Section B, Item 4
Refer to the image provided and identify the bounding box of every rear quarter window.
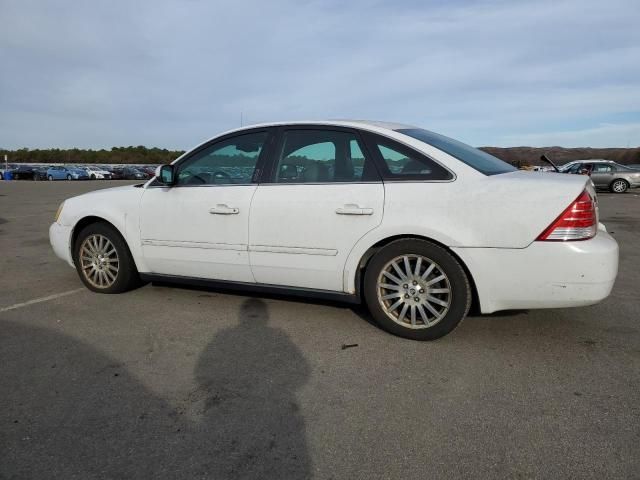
[363,133,453,181]
[396,128,516,176]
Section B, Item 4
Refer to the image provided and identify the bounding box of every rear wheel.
[73,222,141,293]
[48,175,53,181]
[610,179,628,193]
[364,239,471,340]
[91,174,96,180]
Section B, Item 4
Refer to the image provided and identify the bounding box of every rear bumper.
[49,222,75,268]
[452,229,619,313]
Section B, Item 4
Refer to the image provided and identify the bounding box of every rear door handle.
[335,204,374,215]
[209,204,239,215]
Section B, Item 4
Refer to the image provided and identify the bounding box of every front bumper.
[49,222,75,268]
[452,228,619,313]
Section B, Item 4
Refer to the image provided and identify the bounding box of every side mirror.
[156,165,175,185]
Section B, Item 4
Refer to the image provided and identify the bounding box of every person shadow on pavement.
[189,298,312,478]
[0,298,312,479]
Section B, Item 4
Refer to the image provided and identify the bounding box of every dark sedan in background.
[110,166,151,180]
[7,165,48,181]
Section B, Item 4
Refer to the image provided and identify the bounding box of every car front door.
[139,129,274,282]
[53,167,66,180]
[248,127,384,292]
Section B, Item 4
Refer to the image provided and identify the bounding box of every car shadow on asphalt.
[0,298,312,479]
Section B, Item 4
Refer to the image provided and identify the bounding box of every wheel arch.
[352,234,481,315]
[70,216,141,272]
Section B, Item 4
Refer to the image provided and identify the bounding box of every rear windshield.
[396,128,516,176]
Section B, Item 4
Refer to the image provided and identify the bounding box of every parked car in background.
[81,166,112,180]
[139,165,158,177]
[47,166,90,181]
[559,159,640,193]
[8,164,40,180]
[102,166,123,180]
[32,166,49,181]
[49,120,619,341]
[111,167,149,180]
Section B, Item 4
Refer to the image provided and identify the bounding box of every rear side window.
[274,129,379,183]
[396,128,516,176]
[592,164,613,173]
[367,135,452,181]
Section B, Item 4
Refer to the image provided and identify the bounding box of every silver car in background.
[559,160,640,193]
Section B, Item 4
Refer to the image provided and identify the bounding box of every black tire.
[91,174,96,180]
[66,174,72,180]
[48,175,53,181]
[610,179,628,193]
[363,239,471,341]
[73,222,142,294]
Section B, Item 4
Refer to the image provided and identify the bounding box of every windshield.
[396,128,516,176]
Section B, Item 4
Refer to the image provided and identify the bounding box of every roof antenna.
[240,111,243,127]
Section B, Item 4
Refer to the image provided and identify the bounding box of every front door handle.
[209,204,239,215]
[336,204,374,215]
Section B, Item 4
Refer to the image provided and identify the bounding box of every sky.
[1,0,639,150]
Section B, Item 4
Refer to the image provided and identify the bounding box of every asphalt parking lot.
[1,181,638,479]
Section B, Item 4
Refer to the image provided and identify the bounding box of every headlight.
[54,202,65,222]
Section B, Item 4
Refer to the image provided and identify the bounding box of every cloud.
[0,0,639,149]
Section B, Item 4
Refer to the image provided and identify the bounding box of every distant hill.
[480,146,640,168]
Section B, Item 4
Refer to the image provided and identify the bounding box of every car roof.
[211,119,419,138]
[570,159,614,163]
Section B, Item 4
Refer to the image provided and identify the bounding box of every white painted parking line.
[0,288,85,313]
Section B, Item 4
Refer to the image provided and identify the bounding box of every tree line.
[2,145,639,167]
[0,146,185,165]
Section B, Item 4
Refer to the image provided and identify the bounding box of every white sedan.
[82,166,112,180]
[50,121,619,340]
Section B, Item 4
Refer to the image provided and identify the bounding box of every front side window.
[567,163,583,174]
[373,139,452,181]
[396,128,516,176]
[177,131,268,185]
[274,130,378,183]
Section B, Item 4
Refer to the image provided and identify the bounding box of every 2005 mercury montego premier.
[50,121,619,340]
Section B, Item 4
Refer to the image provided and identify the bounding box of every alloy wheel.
[612,180,627,193]
[79,234,119,289]
[376,254,452,329]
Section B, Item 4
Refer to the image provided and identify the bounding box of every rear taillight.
[537,190,597,241]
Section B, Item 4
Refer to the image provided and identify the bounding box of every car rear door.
[248,126,384,292]
[590,164,614,188]
[139,128,275,282]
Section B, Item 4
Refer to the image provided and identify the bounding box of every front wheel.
[73,222,142,293]
[48,175,53,181]
[66,174,72,181]
[610,179,628,193]
[363,239,471,341]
